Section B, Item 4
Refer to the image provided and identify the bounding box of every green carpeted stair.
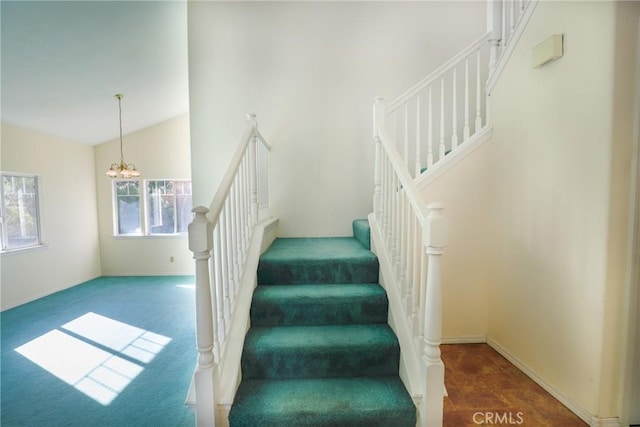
[229,220,416,426]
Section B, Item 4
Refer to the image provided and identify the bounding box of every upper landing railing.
[385,33,491,179]
[386,0,537,179]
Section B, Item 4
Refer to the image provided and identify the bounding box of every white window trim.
[112,179,143,237]
[112,178,192,238]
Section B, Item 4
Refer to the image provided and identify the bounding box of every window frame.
[112,179,143,237]
[0,172,44,253]
[112,178,192,238]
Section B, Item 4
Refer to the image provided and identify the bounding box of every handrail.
[188,114,272,426]
[387,32,491,112]
[376,126,428,223]
[207,115,271,224]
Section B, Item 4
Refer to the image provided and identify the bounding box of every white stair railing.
[385,0,537,178]
[487,0,538,93]
[386,33,491,178]
[369,3,537,426]
[188,114,271,426]
[372,98,448,427]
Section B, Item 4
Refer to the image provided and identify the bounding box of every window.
[1,173,42,251]
[114,180,141,235]
[146,180,192,235]
[113,179,192,236]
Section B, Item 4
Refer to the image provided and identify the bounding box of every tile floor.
[441,343,587,426]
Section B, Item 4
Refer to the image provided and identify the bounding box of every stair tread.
[245,324,397,350]
[258,237,379,285]
[251,283,388,326]
[253,283,385,300]
[260,237,376,262]
[229,377,416,427]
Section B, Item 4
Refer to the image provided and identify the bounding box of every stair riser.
[257,260,379,285]
[250,298,388,326]
[241,344,400,380]
[230,410,414,427]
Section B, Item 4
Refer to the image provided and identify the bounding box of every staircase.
[187,2,537,425]
[228,220,416,426]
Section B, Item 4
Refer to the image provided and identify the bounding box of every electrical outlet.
[170,256,174,263]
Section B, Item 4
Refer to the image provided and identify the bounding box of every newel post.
[421,203,448,427]
[188,206,216,427]
[247,113,259,226]
[373,97,385,221]
[488,0,503,74]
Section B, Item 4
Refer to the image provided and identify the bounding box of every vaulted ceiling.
[1,1,189,145]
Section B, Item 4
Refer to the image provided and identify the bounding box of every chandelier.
[106,94,140,178]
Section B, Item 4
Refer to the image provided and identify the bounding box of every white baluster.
[393,174,401,280]
[488,0,503,75]
[439,77,446,160]
[246,113,258,225]
[403,103,409,166]
[510,0,516,36]
[412,214,421,338]
[373,98,385,221]
[451,67,458,150]
[463,58,470,141]
[244,156,251,240]
[475,49,483,132]
[384,156,392,250]
[415,95,421,177]
[427,85,434,169]
[421,203,448,427]
[188,206,216,427]
[418,234,427,340]
[225,196,236,302]
[213,224,226,351]
[501,0,508,47]
[220,207,231,322]
[406,207,415,321]
[399,190,408,305]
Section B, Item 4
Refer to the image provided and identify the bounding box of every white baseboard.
[486,337,620,427]
[442,335,487,344]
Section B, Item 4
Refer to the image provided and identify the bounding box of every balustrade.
[188,114,271,426]
[373,97,448,426]
[386,34,491,179]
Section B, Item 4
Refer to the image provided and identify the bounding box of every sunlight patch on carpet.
[15,312,171,405]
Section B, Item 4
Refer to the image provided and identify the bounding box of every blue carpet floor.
[1,276,196,427]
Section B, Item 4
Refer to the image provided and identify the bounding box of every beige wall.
[419,141,492,340]
[94,115,194,276]
[187,1,487,237]
[1,124,101,310]
[487,0,638,418]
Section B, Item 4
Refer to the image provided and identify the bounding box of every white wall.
[419,141,492,340]
[95,115,194,276]
[488,1,638,419]
[1,124,101,310]
[188,1,486,237]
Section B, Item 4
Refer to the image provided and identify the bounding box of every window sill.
[112,234,187,239]
[0,244,48,256]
